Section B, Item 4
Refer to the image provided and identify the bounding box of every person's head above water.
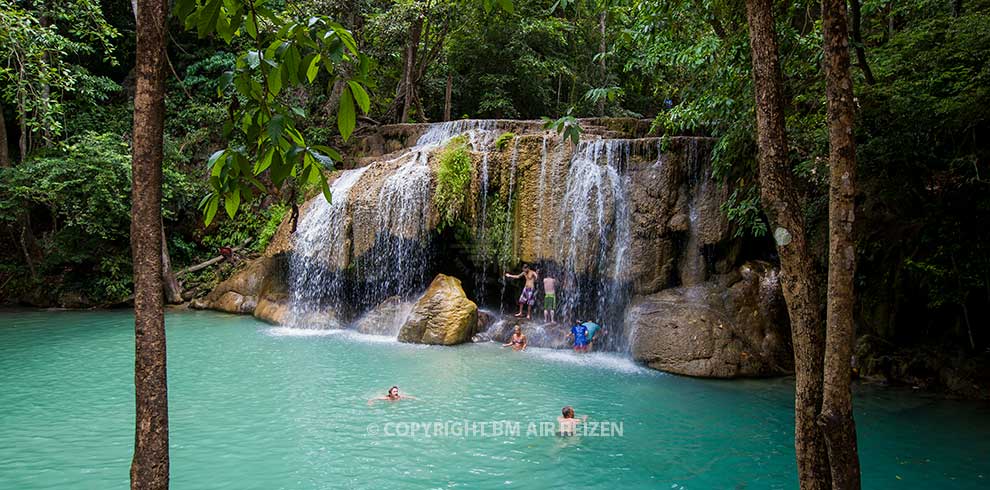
[561,406,575,418]
[387,386,400,399]
[514,324,522,334]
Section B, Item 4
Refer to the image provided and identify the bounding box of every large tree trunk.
[744,1,830,488]
[160,220,183,305]
[820,0,862,487]
[0,101,9,167]
[400,17,423,123]
[130,0,170,488]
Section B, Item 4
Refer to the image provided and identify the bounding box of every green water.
[0,310,987,489]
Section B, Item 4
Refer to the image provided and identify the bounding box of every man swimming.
[542,275,557,323]
[557,406,587,436]
[367,386,417,405]
[567,321,589,352]
[505,264,539,319]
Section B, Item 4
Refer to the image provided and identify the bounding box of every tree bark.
[0,101,9,167]
[744,1,830,488]
[597,10,607,116]
[443,72,452,121]
[849,0,875,85]
[400,17,423,123]
[160,220,182,305]
[18,87,28,162]
[820,0,862,487]
[130,0,170,487]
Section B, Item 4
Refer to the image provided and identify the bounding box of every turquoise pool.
[0,310,986,489]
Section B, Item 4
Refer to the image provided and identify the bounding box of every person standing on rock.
[542,274,557,324]
[505,264,539,319]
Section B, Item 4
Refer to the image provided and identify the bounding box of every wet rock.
[627,261,792,378]
[353,296,415,337]
[254,296,290,325]
[482,318,573,349]
[399,274,478,345]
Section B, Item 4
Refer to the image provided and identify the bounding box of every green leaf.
[268,65,282,96]
[306,54,321,83]
[496,0,515,13]
[246,50,261,69]
[204,194,220,226]
[217,71,234,96]
[337,86,356,141]
[224,189,241,219]
[347,80,370,113]
[198,0,221,38]
[269,152,291,186]
[330,24,358,55]
[246,11,259,39]
[254,146,275,174]
[319,172,333,203]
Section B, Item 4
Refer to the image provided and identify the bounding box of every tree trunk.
[744,1,830,488]
[849,0,875,85]
[952,0,964,17]
[160,220,182,305]
[130,0,170,487]
[597,10,607,116]
[0,100,9,167]
[18,89,28,162]
[400,17,423,123]
[820,0,862,487]
[443,72,452,122]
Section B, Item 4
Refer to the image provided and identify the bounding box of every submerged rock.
[353,295,415,336]
[398,274,478,345]
[627,261,792,378]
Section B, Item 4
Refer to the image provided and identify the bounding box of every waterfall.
[284,120,501,328]
[552,138,632,350]
[498,138,521,314]
[679,138,712,286]
[285,166,371,327]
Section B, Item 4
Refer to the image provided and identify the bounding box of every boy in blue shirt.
[567,322,589,352]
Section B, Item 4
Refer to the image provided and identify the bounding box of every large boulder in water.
[193,257,276,314]
[627,261,792,378]
[398,274,478,345]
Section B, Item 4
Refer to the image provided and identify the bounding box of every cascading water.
[285,166,371,327]
[552,138,633,350]
[285,119,502,328]
[498,138,521,314]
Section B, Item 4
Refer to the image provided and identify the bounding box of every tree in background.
[130,0,170,487]
[0,0,118,162]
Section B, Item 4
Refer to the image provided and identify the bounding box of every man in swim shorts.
[568,321,589,352]
[505,264,539,319]
[542,274,557,323]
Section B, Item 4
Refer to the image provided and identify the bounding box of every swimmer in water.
[557,406,587,436]
[502,324,527,351]
[367,386,417,405]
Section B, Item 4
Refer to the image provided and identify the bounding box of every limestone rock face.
[628,261,792,378]
[192,255,291,324]
[353,296,415,336]
[398,274,478,345]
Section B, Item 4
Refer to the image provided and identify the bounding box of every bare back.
[543,277,556,295]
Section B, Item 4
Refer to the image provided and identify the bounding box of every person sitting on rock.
[368,386,417,405]
[505,264,539,319]
[567,321,589,352]
[502,324,527,351]
[557,406,587,436]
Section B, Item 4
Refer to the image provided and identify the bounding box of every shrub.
[433,136,473,231]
